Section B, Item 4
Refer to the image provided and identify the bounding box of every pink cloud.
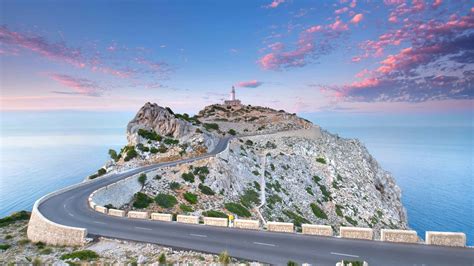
[306,25,323,33]
[432,0,442,8]
[328,18,349,31]
[236,80,264,88]
[265,0,285,9]
[349,0,357,8]
[268,42,284,51]
[49,73,103,96]
[351,13,364,24]
[335,7,349,15]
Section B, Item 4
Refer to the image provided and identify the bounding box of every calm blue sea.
[0,111,472,245]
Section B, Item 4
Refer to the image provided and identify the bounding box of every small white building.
[224,86,242,106]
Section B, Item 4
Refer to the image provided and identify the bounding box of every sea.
[0,111,472,245]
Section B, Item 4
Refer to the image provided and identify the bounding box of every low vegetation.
[155,194,177,208]
[240,189,260,208]
[60,250,99,260]
[181,172,195,183]
[133,192,153,209]
[163,138,179,145]
[203,123,219,131]
[198,183,215,195]
[227,129,236,135]
[108,149,120,162]
[183,192,198,204]
[138,128,162,141]
[218,250,231,265]
[0,211,30,227]
[225,202,251,217]
[89,167,106,179]
[138,173,147,186]
[345,216,358,226]
[0,244,11,250]
[122,145,138,161]
[316,157,327,164]
[202,210,227,218]
[179,204,193,213]
[335,204,344,217]
[310,203,328,219]
[283,210,309,227]
[170,182,181,190]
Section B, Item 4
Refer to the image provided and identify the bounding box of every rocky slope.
[100,102,409,237]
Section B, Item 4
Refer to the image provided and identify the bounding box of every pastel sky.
[1,0,473,114]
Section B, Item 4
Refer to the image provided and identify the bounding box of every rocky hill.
[98,102,408,237]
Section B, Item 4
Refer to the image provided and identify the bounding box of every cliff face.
[106,102,408,236]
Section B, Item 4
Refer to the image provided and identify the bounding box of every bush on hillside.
[183,192,198,204]
[224,203,251,217]
[138,129,162,141]
[181,172,195,183]
[0,211,31,227]
[133,192,153,209]
[60,250,99,260]
[202,210,228,218]
[155,194,177,208]
[310,203,328,219]
[198,183,215,195]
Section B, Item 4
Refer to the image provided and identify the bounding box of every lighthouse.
[224,86,242,106]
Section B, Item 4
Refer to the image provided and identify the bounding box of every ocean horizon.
[0,110,472,245]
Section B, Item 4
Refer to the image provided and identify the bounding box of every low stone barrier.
[381,229,418,243]
[88,200,96,210]
[151,213,173,222]
[127,211,149,219]
[302,224,333,236]
[267,221,294,233]
[27,202,87,246]
[425,231,466,247]
[95,205,108,214]
[108,209,126,217]
[234,219,260,230]
[177,215,199,224]
[203,217,228,227]
[340,227,373,240]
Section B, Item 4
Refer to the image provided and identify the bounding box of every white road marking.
[190,233,207,238]
[253,242,276,247]
[67,212,74,217]
[330,252,359,258]
[93,221,106,225]
[135,227,152,231]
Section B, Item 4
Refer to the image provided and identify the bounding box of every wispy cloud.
[264,0,285,9]
[49,73,104,97]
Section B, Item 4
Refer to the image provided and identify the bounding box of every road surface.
[38,137,474,265]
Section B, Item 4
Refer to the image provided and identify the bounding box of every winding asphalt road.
[39,137,473,265]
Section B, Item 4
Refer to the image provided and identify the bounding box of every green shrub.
[245,140,253,146]
[157,145,168,153]
[155,194,177,208]
[345,216,358,226]
[335,204,344,217]
[193,166,209,176]
[5,235,13,240]
[181,172,195,183]
[183,192,198,204]
[252,170,260,176]
[198,184,215,195]
[155,174,162,180]
[225,203,251,217]
[202,210,227,218]
[133,192,153,208]
[170,182,181,190]
[332,179,340,189]
[310,203,328,219]
[150,147,159,154]
[158,253,166,264]
[219,250,230,265]
[180,204,193,213]
[203,123,219,131]
[0,211,30,227]
[165,107,174,114]
[138,129,162,141]
[283,210,309,227]
[138,173,147,186]
[313,175,321,183]
[124,146,138,161]
[240,189,260,208]
[104,204,115,209]
[163,138,179,145]
[319,184,332,201]
[305,187,314,196]
[60,250,99,260]
[270,163,275,171]
[89,167,107,179]
[316,157,327,164]
[108,149,119,162]
[287,261,298,266]
[227,129,236,135]
[40,247,53,254]
[0,244,11,250]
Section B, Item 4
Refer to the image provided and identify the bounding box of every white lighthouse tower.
[224,86,241,106]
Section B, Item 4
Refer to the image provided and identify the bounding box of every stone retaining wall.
[425,231,466,247]
[234,219,260,230]
[203,217,228,227]
[267,221,294,233]
[128,211,149,219]
[177,215,199,224]
[151,213,173,222]
[108,209,126,217]
[91,173,142,208]
[381,229,418,243]
[302,224,333,236]
[340,227,373,240]
[27,203,87,246]
[95,205,108,214]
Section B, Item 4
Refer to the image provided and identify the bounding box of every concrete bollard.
[234,219,260,230]
[151,213,173,222]
[177,215,199,224]
[203,217,228,227]
[381,229,418,243]
[302,224,333,236]
[108,209,126,217]
[340,227,373,240]
[425,231,466,247]
[95,205,108,214]
[267,221,294,233]
[127,211,149,219]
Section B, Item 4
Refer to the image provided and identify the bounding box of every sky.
[0,0,473,115]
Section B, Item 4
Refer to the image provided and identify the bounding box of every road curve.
[38,137,473,265]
